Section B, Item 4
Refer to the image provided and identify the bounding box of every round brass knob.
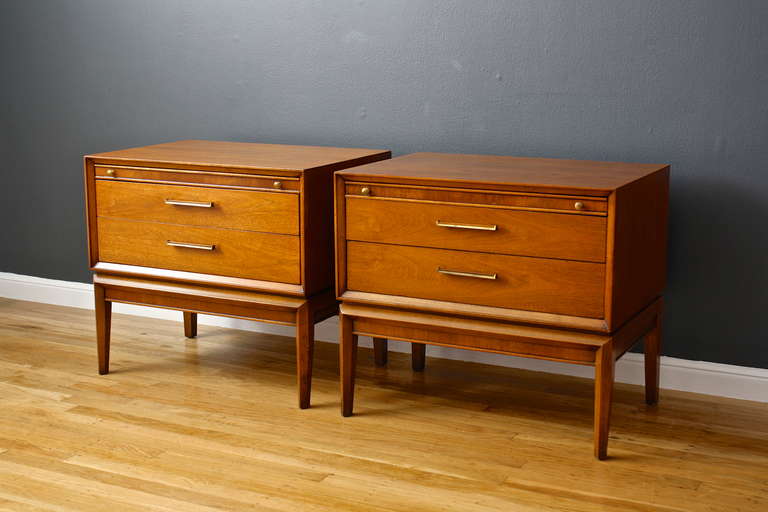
[272,181,282,189]
[574,201,585,210]
[106,169,115,176]
[360,187,371,196]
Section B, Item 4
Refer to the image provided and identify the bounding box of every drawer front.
[345,183,607,214]
[346,241,604,318]
[346,197,606,262]
[98,218,300,283]
[96,180,299,235]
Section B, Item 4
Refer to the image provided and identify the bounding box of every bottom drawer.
[346,241,604,318]
[98,218,300,283]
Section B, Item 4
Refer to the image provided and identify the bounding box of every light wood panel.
[346,241,605,318]
[97,218,301,284]
[344,183,608,214]
[92,262,306,297]
[337,152,669,196]
[345,196,607,262]
[1,298,767,511]
[95,165,301,190]
[87,139,390,175]
[96,180,299,234]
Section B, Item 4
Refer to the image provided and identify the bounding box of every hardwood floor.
[0,298,766,511]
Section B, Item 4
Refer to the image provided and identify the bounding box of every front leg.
[295,304,314,409]
[94,283,112,375]
[594,343,615,460]
[340,314,358,417]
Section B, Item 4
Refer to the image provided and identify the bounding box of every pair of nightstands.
[85,140,668,458]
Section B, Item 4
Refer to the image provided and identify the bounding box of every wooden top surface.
[337,152,669,195]
[86,140,390,173]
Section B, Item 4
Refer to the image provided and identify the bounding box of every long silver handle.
[164,199,214,208]
[437,267,497,280]
[436,220,497,231]
[166,241,215,251]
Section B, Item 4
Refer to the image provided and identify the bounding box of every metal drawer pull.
[437,267,497,280]
[164,199,214,208]
[166,241,215,251]
[436,220,497,231]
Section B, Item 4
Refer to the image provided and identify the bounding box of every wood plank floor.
[0,297,766,511]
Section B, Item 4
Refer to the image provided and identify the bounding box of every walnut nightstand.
[84,140,389,408]
[334,152,668,458]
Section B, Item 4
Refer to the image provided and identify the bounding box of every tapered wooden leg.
[94,283,112,375]
[340,314,358,417]
[645,310,662,405]
[183,312,198,338]
[373,338,388,366]
[594,343,615,460]
[411,342,426,371]
[296,304,314,409]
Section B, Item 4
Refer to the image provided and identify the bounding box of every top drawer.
[344,184,607,263]
[96,180,299,235]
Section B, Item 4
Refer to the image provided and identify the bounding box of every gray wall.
[1,1,767,368]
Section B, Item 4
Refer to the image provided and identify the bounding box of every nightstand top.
[337,152,669,196]
[86,140,390,173]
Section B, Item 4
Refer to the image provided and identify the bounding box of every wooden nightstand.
[334,152,669,459]
[84,140,389,408]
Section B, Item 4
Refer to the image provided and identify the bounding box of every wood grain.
[335,153,669,460]
[85,140,387,411]
[339,299,658,459]
[338,152,669,196]
[92,262,306,297]
[84,158,99,267]
[97,218,301,284]
[345,183,608,213]
[346,196,607,262]
[295,303,314,409]
[346,241,605,318]
[95,165,301,190]
[94,283,111,375]
[594,343,615,460]
[339,290,608,332]
[87,139,390,175]
[96,275,304,326]
[300,160,337,296]
[3,298,764,511]
[343,303,602,365]
[606,168,669,330]
[340,313,357,417]
[96,180,299,235]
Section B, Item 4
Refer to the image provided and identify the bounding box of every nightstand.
[334,152,668,458]
[84,140,389,408]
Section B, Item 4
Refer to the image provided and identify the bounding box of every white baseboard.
[1,271,766,403]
